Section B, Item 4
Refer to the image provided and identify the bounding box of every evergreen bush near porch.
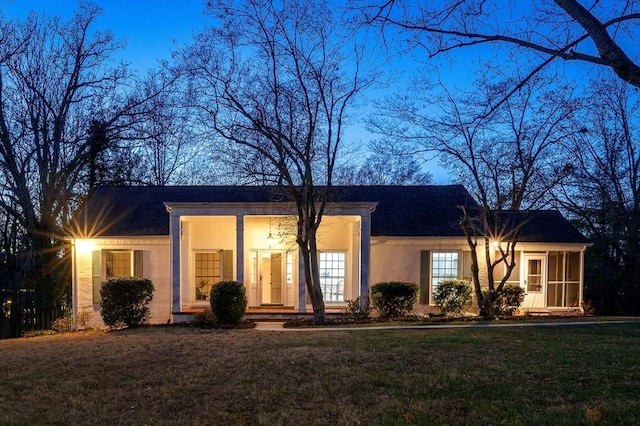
[433,279,473,316]
[210,281,247,324]
[370,281,418,318]
[100,277,154,328]
[492,285,526,316]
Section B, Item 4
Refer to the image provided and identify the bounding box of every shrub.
[581,300,596,316]
[210,280,247,324]
[76,309,94,329]
[370,281,419,318]
[192,309,217,326]
[433,279,473,316]
[100,277,154,328]
[51,316,73,333]
[342,296,371,319]
[493,285,525,316]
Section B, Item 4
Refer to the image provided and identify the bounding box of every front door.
[522,255,546,308]
[260,251,283,305]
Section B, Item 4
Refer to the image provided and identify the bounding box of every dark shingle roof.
[501,210,590,244]
[70,185,587,243]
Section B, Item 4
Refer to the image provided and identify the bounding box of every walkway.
[254,320,634,332]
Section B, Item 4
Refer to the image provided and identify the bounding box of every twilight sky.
[2,0,210,73]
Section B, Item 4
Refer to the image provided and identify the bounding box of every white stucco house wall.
[69,185,590,325]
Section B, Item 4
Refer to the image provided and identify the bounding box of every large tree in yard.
[0,4,166,306]
[369,76,578,317]
[555,78,640,315]
[358,0,640,104]
[184,0,372,323]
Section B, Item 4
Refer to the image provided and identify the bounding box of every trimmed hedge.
[100,277,154,328]
[370,281,418,318]
[494,285,526,316]
[433,279,472,316]
[210,280,247,324]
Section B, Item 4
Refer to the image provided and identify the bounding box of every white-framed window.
[194,251,222,301]
[105,251,133,279]
[92,249,143,303]
[431,251,459,297]
[286,251,294,285]
[319,251,346,302]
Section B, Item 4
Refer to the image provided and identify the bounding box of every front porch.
[165,200,376,321]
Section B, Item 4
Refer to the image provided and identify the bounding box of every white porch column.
[170,213,181,316]
[360,214,372,309]
[298,248,307,313]
[236,215,244,283]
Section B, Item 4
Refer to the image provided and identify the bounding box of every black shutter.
[419,250,430,305]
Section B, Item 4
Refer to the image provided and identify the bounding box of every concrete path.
[254,320,634,332]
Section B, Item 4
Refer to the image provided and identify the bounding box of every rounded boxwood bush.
[433,279,472,316]
[494,285,526,316]
[370,281,418,318]
[210,280,247,324]
[100,277,154,328]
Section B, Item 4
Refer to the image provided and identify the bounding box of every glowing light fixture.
[266,218,275,247]
[75,238,95,254]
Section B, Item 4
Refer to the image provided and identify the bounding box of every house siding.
[73,237,171,327]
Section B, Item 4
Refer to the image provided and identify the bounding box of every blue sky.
[0,0,454,182]
[2,0,209,73]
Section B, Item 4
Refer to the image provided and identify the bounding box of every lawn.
[1,322,639,425]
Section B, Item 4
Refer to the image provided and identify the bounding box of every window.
[319,252,345,302]
[547,251,581,307]
[286,251,294,285]
[432,252,459,295]
[194,251,221,301]
[526,258,543,292]
[92,250,143,303]
[105,251,132,278]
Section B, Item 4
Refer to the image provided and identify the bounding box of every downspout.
[71,238,78,330]
[580,245,587,313]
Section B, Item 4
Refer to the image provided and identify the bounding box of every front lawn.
[1,322,639,425]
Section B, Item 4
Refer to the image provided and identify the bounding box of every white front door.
[260,251,284,305]
[522,254,546,309]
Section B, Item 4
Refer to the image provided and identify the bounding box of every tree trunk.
[300,239,327,324]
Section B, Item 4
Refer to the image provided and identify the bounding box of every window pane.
[527,259,543,292]
[432,252,459,293]
[547,282,562,307]
[566,282,580,307]
[195,251,221,301]
[286,252,293,284]
[319,252,345,302]
[106,252,131,278]
[548,252,561,282]
[566,252,581,281]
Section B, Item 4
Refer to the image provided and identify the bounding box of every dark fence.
[1,288,68,339]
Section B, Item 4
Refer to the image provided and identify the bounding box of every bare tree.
[119,69,215,186]
[334,151,432,185]
[555,78,640,314]
[370,76,578,317]
[184,0,373,323]
[357,0,640,106]
[0,5,165,305]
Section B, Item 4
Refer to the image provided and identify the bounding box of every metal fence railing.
[1,288,69,339]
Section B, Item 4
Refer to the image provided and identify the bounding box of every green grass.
[1,322,639,425]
